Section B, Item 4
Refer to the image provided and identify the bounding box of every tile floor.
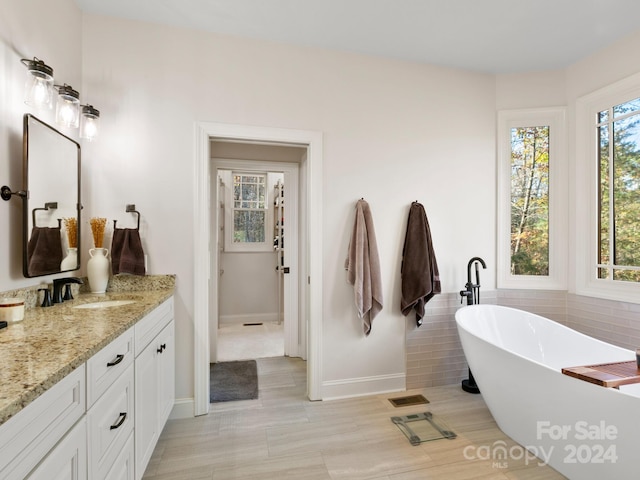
[216,321,284,361]
[143,357,566,479]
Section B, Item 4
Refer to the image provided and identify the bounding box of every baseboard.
[321,373,406,401]
[219,312,280,326]
[170,398,195,419]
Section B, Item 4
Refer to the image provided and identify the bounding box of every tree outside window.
[597,98,640,282]
[510,126,549,276]
[232,173,266,244]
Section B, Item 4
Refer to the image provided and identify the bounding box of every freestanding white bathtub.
[455,304,640,480]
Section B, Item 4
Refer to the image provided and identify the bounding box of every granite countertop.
[0,276,175,427]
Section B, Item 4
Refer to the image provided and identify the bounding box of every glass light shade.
[80,105,100,141]
[55,85,80,128]
[21,58,54,109]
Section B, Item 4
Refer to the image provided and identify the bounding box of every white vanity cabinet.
[0,295,174,480]
[134,297,175,480]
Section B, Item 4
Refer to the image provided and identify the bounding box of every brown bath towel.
[111,228,146,275]
[27,226,63,276]
[401,202,441,326]
[345,199,383,335]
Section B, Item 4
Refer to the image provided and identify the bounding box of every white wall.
[10,4,639,403]
[0,0,82,291]
[218,251,278,322]
[79,14,497,400]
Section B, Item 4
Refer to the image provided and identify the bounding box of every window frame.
[497,107,568,290]
[575,73,640,303]
[223,170,273,253]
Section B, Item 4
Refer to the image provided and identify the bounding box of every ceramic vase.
[60,247,78,271]
[88,248,109,293]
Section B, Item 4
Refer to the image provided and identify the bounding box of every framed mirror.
[23,114,81,277]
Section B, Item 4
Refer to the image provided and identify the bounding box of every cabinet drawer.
[134,298,173,356]
[0,365,85,480]
[88,364,134,480]
[87,327,134,407]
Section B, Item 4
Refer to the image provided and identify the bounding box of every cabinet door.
[104,433,134,480]
[0,366,85,480]
[157,320,175,429]
[27,417,87,480]
[134,338,159,480]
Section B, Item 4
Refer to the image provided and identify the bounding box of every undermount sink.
[74,300,137,309]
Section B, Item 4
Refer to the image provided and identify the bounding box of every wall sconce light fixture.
[20,58,54,109]
[21,57,101,139]
[80,105,100,141]
[55,84,80,128]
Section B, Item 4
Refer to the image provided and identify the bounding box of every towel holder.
[31,202,58,227]
[113,204,141,231]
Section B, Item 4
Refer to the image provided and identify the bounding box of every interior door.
[282,166,300,358]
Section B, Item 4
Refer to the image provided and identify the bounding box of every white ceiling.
[74,0,640,74]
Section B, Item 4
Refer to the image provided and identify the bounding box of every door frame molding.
[194,122,323,416]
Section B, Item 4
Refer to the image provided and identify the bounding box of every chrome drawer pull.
[106,354,124,367]
[110,412,127,430]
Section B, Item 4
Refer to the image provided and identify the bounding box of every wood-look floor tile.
[142,464,214,480]
[386,459,510,479]
[266,420,364,456]
[211,451,331,480]
[144,357,566,480]
[160,429,269,462]
[322,438,434,480]
[217,403,310,433]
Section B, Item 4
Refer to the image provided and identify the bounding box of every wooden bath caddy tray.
[562,360,640,388]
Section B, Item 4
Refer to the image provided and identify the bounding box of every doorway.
[193,122,324,416]
[212,143,304,363]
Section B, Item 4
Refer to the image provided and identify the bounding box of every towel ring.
[113,204,141,231]
[31,202,58,227]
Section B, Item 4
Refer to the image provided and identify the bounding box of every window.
[221,171,272,252]
[497,108,567,289]
[510,126,550,276]
[576,72,640,303]
[232,173,266,244]
[596,98,640,282]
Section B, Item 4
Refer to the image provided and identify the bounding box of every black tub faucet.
[52,277,83,304]
[460,256,487,394]
[460,257,486,305]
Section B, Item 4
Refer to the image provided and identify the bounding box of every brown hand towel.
[27,227,63,276]
[345,199,383,335]
[400,202,441,326]
[111,228,146,275]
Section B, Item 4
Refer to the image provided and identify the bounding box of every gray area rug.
[210,360,258,403]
